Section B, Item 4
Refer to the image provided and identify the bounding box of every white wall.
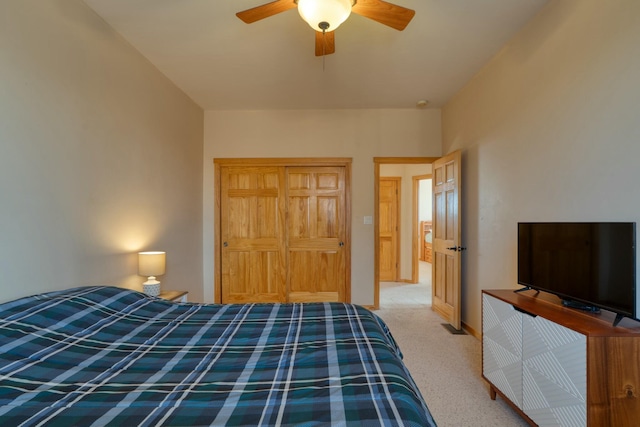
[419,180,432,222]
[380,164,432,280]
[204,109,442,305]
[442,0,640,332]
[0,0,204,302]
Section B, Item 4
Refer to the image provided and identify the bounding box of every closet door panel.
[287,167,346,302]
[221,166,286,303]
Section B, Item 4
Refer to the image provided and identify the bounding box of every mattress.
[0,286,436,426]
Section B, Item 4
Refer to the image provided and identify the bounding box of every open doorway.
[416,175,433,298]
[374,157,438,309]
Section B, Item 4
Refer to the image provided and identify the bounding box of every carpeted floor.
[376,262,528,427]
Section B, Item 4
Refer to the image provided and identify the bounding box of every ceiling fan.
[236,0,415,56]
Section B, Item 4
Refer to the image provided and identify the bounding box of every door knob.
[223,242,228,247]
[447,246,458,251]
[447,246,467,252]
[339,241,345,247]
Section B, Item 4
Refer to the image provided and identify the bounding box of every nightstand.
[158,290,188,303]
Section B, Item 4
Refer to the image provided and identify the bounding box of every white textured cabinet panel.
[482,294,523,408]
[522,314,586,427]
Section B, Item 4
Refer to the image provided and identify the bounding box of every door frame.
[214,157,352,304]
[373,157,440,309]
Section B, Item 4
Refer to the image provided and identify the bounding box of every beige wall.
[204,109,442,305]
[442,0,640,332]
[380,164,432,280]
[419,180,432,223]
[0,0,204,302]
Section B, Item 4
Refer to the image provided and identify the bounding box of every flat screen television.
[517,222,637,326]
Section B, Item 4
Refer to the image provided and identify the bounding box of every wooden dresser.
[420,221,432,263]
[482,289,640,427]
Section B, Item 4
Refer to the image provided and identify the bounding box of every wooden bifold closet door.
[217,160,350,304]
[287,167,346,303]
[220,166,287,303]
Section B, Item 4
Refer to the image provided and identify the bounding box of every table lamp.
[138,251,166,296]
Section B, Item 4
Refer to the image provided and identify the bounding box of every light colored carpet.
[377,262,528,427]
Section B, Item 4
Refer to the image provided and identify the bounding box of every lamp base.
[143,277,161,296]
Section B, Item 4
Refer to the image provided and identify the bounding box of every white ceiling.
[83,0,548,110]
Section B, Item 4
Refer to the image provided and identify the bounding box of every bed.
[0,286,436,426]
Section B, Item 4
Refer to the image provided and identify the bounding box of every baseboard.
[462,321,480,339]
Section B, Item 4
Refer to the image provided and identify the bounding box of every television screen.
[518,222,636,321]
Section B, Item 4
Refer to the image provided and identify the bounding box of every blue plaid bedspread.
[0,286,436,426]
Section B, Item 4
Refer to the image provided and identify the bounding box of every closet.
[215,158,351,304]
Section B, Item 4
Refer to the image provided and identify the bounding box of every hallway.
[380,261,431,307]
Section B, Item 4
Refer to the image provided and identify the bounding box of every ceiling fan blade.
[315,31,336,56]
[236,0,296,24]
[351,0,415,31]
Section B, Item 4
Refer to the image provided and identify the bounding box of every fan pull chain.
[322,30,326,71]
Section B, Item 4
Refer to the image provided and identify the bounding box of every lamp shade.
[298,0,352,31]
[138,251,166,277]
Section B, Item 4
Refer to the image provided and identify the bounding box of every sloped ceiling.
[83,0,548,110]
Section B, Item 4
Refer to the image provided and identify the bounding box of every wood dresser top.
[483,289,640,337]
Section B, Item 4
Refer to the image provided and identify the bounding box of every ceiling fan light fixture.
[297,0,353,32]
